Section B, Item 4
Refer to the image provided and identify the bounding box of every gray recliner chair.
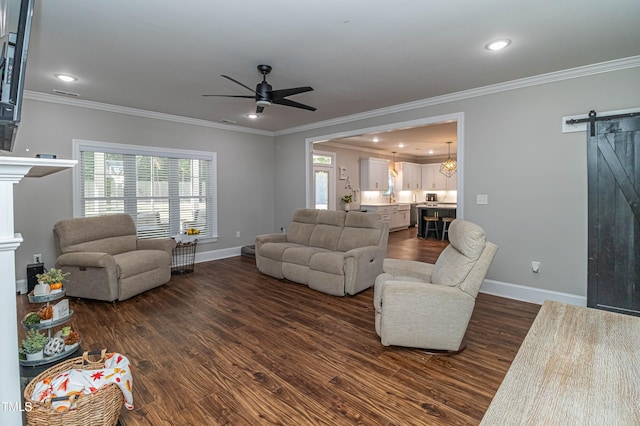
[374,219,498,352]
[53,214,176,301]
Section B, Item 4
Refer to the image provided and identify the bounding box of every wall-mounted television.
[0,0,34,152]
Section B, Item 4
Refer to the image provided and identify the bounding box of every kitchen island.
[416,204,457,238]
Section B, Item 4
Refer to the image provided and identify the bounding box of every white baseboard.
[480,279,587,307]
[16,279,27,294]
[194,246,243,264]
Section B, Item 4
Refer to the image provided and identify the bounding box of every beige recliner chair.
[53,214,176,301]
[374,219,498,352]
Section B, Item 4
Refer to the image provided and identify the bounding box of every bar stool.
[441,217,454,241]
[423,216,440,239]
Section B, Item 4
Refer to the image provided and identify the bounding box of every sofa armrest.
[255,233,287,255]
[382,258,435,282]
[55,252,117,269]
[255,233,287,245]
[343,245,386,295]
[137,238,176,257]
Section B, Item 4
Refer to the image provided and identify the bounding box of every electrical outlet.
[531,261,540,273]
[236,231,240,238]
[33,254,42,264]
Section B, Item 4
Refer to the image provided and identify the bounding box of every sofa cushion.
[286,209,319,246]
[259,242,305,262]
[431,220,487,287]
[55,214,138,255]
[309,210,345,250]
[309,251,346,275]
[448,219,486,260]
[282,246,330,266]
[337,212,384,252]
[113,250,171,279]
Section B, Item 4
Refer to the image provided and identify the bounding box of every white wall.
[9,98,275,281]
[273,67,640,303]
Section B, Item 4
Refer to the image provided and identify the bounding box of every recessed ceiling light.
[485,39,511,51]
[398,143,405,148]
[54,74,77,82]
[372,137,379,143]
[428,149,434,154]
[246,113,259,119]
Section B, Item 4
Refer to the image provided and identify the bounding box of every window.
[73,140,217,240]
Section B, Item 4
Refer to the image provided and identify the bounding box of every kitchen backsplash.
[360,189,457,204]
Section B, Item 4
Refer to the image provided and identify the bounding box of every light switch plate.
[477,194,488,205]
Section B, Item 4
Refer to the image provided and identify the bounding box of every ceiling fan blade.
[221,75,259,95]
[201,94,255,98]
[272,98,316,112]
[256,105,264,113]
[270,86,314,100]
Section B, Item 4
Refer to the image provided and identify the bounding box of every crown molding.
[23,91,274,137]
[276,55,640,136]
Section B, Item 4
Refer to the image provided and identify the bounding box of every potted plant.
[19,330,48,361]
[22,312,41,326]
[36,267,69,292]
[341,194,354,211]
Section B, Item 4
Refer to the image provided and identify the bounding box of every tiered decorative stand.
[19,288,79,367]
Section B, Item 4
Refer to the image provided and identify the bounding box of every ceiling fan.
[202,64,316,114]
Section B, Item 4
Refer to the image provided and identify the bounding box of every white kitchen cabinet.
[397,162,422,191]
[361,204,410,231]
[390,204,411,230]
[447,170,457,191]
[362,205,392,227]
[360,158,390,191]
[421,163,456,190]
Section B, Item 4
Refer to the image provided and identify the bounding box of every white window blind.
[74,140,217,240]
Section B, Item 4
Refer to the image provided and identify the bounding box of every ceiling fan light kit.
[203,64,316,114]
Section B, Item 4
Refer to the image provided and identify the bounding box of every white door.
[312,151,336,210]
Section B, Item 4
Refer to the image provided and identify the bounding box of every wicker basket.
[24,349,124,426]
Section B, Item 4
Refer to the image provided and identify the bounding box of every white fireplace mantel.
[0,156,76,425]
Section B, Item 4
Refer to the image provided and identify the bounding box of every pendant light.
[390,151,399,177]
[439,141,457,177]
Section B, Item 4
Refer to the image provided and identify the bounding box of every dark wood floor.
[17,228,540,425]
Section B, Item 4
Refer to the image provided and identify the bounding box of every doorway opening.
[305,112,465,217]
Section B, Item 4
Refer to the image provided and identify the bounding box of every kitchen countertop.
[360,203,412,207]
[416,203,457,209]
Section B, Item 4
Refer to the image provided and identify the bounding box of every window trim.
[72,139,218,242]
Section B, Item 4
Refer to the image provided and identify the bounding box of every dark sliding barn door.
[587,115,640,315]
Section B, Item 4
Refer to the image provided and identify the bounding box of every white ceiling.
[23,0,640,137]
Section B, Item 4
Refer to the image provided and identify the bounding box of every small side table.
[171,238,198,274]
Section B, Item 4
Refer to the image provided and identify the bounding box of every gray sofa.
[255,209,389,296]
[53,214,176,301]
